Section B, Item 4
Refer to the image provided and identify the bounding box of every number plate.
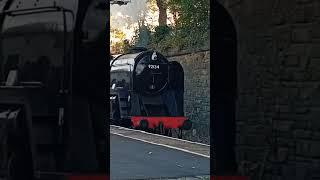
[148,64,160,69]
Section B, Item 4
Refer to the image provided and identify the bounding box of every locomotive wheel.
[153,127,158,134]
[155,123,166,135]
[139,119,149,130]
[164,129,172,137]
[159,123,164,135]
[177,129,183,139]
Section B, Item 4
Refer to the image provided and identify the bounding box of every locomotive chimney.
[151,51,157,61]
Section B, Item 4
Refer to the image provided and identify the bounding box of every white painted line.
[111,132,210,159]
[110,125,210,147]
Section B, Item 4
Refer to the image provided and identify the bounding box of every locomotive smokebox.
[134,51,170,95]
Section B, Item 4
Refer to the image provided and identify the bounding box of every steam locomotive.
[110,48,192,138]
[0,0,108,179]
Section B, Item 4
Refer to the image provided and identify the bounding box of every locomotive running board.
[110,125,210,158]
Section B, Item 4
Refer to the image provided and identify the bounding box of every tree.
[166,0,210,48]
[111,28,126,40]
[110,28,128,54]
[132,0,210,51]
[132,24,151,48]
[156,0,167,26]
[148,0,168,26]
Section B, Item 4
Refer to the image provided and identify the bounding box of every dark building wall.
[165,50,210,144]
[218,0,320,179]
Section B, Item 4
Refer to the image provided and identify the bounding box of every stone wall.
[165,50,210,144]
[218,0,320,179]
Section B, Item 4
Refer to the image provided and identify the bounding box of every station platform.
[110,125,210,180]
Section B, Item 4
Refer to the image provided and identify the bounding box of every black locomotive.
[0,0,108,179]
[110,48,192,137]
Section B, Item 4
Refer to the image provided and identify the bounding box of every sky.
[110,0,174,52]
[110,0,149,41]
[110,0,163,43]
[110,0,148,29]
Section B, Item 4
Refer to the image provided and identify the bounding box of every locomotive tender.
[110,49,192,137]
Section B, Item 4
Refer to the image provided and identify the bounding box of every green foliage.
[167,0,210,49]
[131,25,151,48]
[131,0,210,52]
[170,0,210,28]
[152,25,171,43]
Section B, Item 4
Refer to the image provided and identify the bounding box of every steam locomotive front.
[110,50,192,135]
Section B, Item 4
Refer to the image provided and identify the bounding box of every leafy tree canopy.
[132,0,210,52]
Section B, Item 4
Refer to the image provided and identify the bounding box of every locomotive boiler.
[110,49,192,138]
[0,0,108,179]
